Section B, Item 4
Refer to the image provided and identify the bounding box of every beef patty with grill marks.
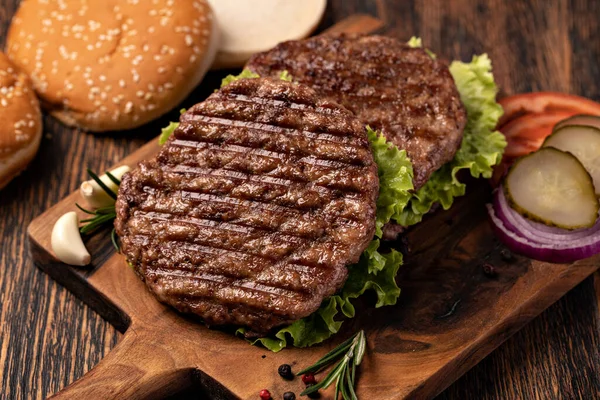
[114,78,379,334]
[246,34,467,190]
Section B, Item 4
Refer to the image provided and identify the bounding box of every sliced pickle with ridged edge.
[505,147,599,230]
[543,124,600,196]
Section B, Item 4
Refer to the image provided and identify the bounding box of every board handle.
[48,328,195,400]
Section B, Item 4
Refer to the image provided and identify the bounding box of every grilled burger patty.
[115,78,379,334]
[246,34,467,190]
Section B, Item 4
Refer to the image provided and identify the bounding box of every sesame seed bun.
[0,52,42,190]
[6,0,219,132]
[208,0,326,69]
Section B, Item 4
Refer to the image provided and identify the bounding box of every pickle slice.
[553,114,600,132]
[505,147,599,229]
[543,124,600,196]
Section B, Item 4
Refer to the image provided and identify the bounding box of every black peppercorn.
[278,364,293,380]
[283,392,296,400]
[304,384,321,399]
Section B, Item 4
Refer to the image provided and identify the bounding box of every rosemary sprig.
[298,330,366,400]
[76,169,120,252]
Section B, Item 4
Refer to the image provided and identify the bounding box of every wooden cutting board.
[27,15,600,400]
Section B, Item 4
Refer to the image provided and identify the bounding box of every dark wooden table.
[1,0,599,399]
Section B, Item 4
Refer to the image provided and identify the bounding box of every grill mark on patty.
[185,115,355,145]
[148,271,306,300]
[173,123,368,165]
[148,257,332,294]
[166,164,335,196]
[182,99,368,140]
[138,186,368,227]
[137,166,365,217]
[137,211,316,243]
[161,148,371,192]
[170,140,362,169]
[149,241,329,280]
[197,95,365,137]
[226,93,349,116]
[115,78,378,334]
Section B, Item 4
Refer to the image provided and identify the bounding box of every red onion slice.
[494,187,600,244]
[488,189,600,263]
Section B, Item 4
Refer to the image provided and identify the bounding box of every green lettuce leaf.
[279,70,293,81]
[407,36,436,58]
[368,127,414,237]
[158,122,179,145]
[157,108,186,145]
[407,36,422,48]
[394,50,505,226]
[221,69,260,87]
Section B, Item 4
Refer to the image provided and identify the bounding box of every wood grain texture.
[1,1,599,399]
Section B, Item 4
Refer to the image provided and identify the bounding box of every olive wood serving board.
[27,14,600,400]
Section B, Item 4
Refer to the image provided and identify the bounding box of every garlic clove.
[51,211,91,266]
[79,165,130,209]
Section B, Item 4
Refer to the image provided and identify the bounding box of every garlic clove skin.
[51,211,91,266]
[79,165,130,209]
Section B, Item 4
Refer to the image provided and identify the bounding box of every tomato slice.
[498,92,600,128]
[502,111,576,157]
